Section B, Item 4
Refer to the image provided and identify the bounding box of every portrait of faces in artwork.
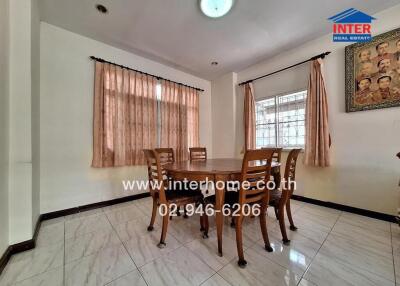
[354,39,400,107]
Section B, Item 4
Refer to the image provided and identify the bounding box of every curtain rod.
[89,56,205,92]
[238,51,331,86]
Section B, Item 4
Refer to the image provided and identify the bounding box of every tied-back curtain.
[92,62,158,167]
[160,80,199,161]
[304,59,331,167]
[243,83,256,150]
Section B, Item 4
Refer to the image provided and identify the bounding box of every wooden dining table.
[164,158,281,256]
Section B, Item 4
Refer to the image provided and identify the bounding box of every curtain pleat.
[160,81,199,162]
[92,62,157,167]
[243,82,256,150]
[304,59,331,167]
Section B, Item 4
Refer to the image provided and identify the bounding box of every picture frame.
[345,27,400,112]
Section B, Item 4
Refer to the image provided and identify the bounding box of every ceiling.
[39,0,399,80]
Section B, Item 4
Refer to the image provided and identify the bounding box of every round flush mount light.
[200,0,234,18]
[96,4,108,14]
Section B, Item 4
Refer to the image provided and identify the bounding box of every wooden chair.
[155,148,183,218]
[261,147,283,163]
[155,148,175,166]
[269,148,302,245]
[203,149,275,268]
[143,149,204,248]
[273,148,283,163]
[189,147,207,161]
[262,147,283,189]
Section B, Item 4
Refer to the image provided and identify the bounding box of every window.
[256,90,306,149]
[93,63,199,167]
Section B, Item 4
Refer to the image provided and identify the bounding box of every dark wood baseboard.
[0,216,42,275]
[0,246,12,276]
[0,192,150,275]
[41,192,150,221]
[1,192,395,275]
[291,195,397,223]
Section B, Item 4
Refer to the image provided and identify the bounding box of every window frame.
[255,89,307,150]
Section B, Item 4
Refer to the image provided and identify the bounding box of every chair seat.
[165,188,203,205]
[203,191,239,205]
[205,189,283,206]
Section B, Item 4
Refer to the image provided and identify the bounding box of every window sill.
[281,148,304,153]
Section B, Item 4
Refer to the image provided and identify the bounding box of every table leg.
[215,175,225,257]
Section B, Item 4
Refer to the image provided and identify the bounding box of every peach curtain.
[243,83,256,150]
[160,81,199,161]
[304,59,331,167]
[92,62,158,167]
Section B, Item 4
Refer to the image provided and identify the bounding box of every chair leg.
[183,205,189,219]
[202,214,209,238]
[200,214,205,231]
[147,197,157,231]
[286,199,297,231]
[235,215,247,268]
[230,216,235,228]
[259,206,273,252]
[158,208,169,249]
[278,204,290,245]
[274,206,279,220]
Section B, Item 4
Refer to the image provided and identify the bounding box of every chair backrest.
[239,149,275,205]
[283,149,302,197]
[261,147,283,163]
[155,148,175,165]
[143,149,167,202]
[189,147,207,161]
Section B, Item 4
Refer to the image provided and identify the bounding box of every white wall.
[31,0,41,228]
[236,4,400,215]
[40,23,213,213]
[8,0,34,244]
[211,72,238,158]
[0,0,10,255]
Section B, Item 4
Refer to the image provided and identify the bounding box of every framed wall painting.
[345,27,400,112]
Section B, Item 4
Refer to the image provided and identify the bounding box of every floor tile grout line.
[295,210,343,285]
[124,211,229,279]
[64,209,105,224]
[103,210,151,286]
[0,222,66,286]
[3,199,395,286]
[179,244,218,282]
[102,270,143,286]
[64,214,114,242]
[137,244,186,271]
[199,272,233,286]
[390,224,397,285]
[181,236,235,274]
[210,211,310,282]
[322,218,397,284]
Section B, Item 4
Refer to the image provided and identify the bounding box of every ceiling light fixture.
[96,4,108,14]
[211,61,218,66]
[200,0,234,18]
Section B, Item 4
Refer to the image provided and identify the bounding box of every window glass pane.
[277,90,306,148]
[255,97,276,148]
[255,90,306,149]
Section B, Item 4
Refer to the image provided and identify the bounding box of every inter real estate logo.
[328,8,376,42]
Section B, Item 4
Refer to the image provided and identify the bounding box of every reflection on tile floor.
[0,197,399,286]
